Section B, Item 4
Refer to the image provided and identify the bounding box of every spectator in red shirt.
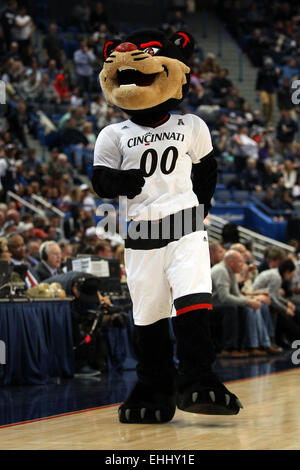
[53,74,71,101]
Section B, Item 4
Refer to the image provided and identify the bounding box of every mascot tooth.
[92,29,243,423]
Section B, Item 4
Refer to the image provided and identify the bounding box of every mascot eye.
[143,47,160,56]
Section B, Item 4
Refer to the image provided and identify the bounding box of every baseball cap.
[85,226,97,238]
[18,222,34,233]
[34,228,47,239]
[80,183,89,191]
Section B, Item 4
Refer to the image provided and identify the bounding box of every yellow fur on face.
[100,50,190,110]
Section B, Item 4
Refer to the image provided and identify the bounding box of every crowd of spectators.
[210,0,300,232]
[209,232,300,358]
[0,0,300,373]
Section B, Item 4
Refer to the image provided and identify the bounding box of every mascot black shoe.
[118,319,177,424]
[92,29,243,423]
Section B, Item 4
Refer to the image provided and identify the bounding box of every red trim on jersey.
[176,303,213,315]
[177,32,190,48]
[104,41,114,60]
[153,114,169,126]
[140,41,163,49]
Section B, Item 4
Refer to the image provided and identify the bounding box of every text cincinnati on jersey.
[127,132,185,148]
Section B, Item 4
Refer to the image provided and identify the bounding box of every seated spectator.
[260,159,280,189]
[0,0,18,50]
[63,205,85,241]
[94,239,113,259]
[282,159,298,189]
[221,222,240,248]
[210,68,233,101]
[276,188,294,212]
[90,2,109,30]
[60,118,88,147]
[34,241,63,281]
[280,57,299,82]
[72,0,92,33]
[70,87,84,108]
[42,23,65,69]
[53,74,71,101]
[0,237,11,264]
[90,94,108,128]
[211,250,276,357]
[58,240,73,270]
[169,10,188,32]
[17,222,35,243]
[213,125,231,157]
[73,40,96,96]
[18,70,40,103]
[240,157,263,191]
[82,122,96,146]
[58,153,75,181]
[277,77,297,121]
[231,125,259,172]
[42,59,60,83]
[209,241,226,267]
[36,72,60,104]
[14,6,34,61]
[261,187,280,213]
[7,233,39,287]
[253,258,300,346]
[23,148,41,173]
[247,28,270,67]
[26,239,41,267]
[3,41,21,62]
[6,101,29,148]
[188,83,214,110]
[200,53,221,80]
[276,109,298,155]
[96,106,120,130]
[80,183,96,212]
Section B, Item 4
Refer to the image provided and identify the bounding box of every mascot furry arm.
[192,150,217,217]
[92,166,145,199]
[92,156,217,210]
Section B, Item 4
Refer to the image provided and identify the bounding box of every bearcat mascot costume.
[92,29,243,423]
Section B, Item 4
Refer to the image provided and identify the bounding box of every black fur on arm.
[191,150,218,217]
[92,165,145,200]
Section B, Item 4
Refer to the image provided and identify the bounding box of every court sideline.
[1,368,299,450]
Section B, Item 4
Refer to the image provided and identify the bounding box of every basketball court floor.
[0,351,300,450]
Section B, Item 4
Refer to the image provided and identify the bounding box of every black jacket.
[34,262,63,282]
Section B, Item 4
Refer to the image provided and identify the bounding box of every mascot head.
[100,29,194,117]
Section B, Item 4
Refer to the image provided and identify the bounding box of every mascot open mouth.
[117,68,158,87]
[100,35,190,110]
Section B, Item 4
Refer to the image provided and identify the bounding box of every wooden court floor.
[1,368,299,450]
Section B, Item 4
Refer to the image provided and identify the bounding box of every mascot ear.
[103,39,121,60]
[170,31,195,62]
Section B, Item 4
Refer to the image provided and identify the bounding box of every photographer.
[45,271,129,377]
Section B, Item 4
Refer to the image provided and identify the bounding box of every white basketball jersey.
[93,113,213,221]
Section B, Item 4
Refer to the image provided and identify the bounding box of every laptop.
[67,256,121,294]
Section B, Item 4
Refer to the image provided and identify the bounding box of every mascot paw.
[177,373,243,415]
[120,169,145,199]
[118,382,176,424]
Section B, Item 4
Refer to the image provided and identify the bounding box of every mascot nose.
[115,42,138,53]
